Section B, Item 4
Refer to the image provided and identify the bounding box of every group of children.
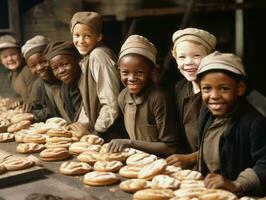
[0,11,265,196]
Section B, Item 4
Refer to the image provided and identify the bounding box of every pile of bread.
[0,104,260,200]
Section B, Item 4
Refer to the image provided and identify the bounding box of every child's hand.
[166,153,197,169]
[22,103,32,113]
[106,139,132,153]
[11,100,21,109]
[204,173,241,193]
[69,122,89,139]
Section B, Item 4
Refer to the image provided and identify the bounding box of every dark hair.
[197,69,246,84]
[118,53,155,70]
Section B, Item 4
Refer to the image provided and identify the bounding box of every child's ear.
[237,80,246,96]
[97,34,103,42]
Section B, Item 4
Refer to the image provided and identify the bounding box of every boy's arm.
[107,138,176,157]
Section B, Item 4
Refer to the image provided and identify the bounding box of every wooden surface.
[0,142,132,200]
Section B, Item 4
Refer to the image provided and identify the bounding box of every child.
[197,51,266,196]
[43,40,82,123]
[22,35,60,121]
[107,35,179,157]
[70,11,123,140]
[45,40,85,136]
[166,28,216,168]
[0,35,36,104]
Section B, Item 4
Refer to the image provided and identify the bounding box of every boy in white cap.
[197,51,266,196]
[167,28,216,168]
[106,35,179,157]
[0,34,36,104]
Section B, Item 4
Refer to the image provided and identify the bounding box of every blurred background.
[1,0,266,98]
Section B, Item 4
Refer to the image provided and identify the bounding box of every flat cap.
[70,11,102,35]
[119,34,157,66]
[45,41,79,61]
[22,35,49,60]
[172,28,216,53]
[0,35,19,50]
[197,51,246,76]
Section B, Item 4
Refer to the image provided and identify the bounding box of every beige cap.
[0,35,19,50]
[45,40,79,61]
[70,11,102,35]
[197,51,246,76]
[22,35,49,60]
[119,34,157,66]
[172,28,216,53]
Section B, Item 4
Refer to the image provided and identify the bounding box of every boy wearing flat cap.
[0,34,36,105]
[106,35,179,157]
[197,51,266,196]
[167,28,216,168]
[22,35,59,121]
[70,11,123,140]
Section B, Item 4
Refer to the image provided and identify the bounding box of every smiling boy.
[0,35,36,104]
[197,51,266,196]
[107,35,179,157]
[70,11,123,140]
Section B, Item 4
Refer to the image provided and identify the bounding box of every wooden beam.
[119,3,266,19]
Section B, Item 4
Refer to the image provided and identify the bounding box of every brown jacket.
[9,64,36,102]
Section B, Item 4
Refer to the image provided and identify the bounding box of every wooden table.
[0,142,132,200]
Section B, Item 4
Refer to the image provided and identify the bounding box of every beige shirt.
[202,116,230,173]
[79,44,120,133]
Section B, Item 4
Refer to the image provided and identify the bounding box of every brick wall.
[22,0,82,41]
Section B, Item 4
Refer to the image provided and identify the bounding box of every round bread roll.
[14,131,27,143]
[45,141,72,149]
[93,160,123,172]
[179,180,205,189]
[16,143,45,153]
[198,189,237,200]
[0,164,7,174]
[69,142,101,155]
[126,153,157,167]
[138,159,167,180]
[120,179,150,193]
[77,151,99,164]
[119,165,141,179]
[3,157,34,171]
[45,117,68,127]
[47,128,72,138]
[7,120,31,133]
[94,152,127,162]
[10,113,34,123]
[174,187,206,199]
[46,136,72,143]
[80,135,104,145]
[30,122,50,134]
[59,161,92,175]
[83,171,119,186]
[0,132,14,142]
[0,119,10,132]
[171,170,203,181]
[151,175,180,189]
[239,197,256,200]
[163,165,182,176]
[23,134,46,144]
[40,147,70,161]
[133,188,174,200]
